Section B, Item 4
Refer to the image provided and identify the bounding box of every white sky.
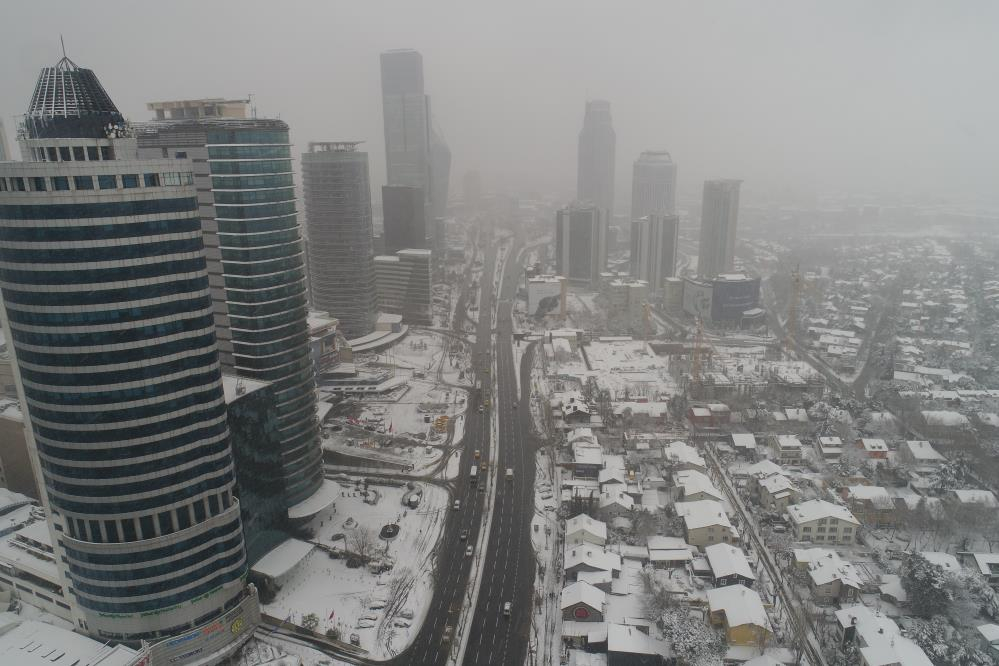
[2,1,998,206]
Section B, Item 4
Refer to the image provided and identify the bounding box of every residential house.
[835,605,932,666]
[730,433,757,458]
[570,441,604,479]
[676,500,739,548]
[565,546,622,581]
[606,623,672,666]
[561,581,606,622]
[975,624,999,661]
[793,548,862,605]
[566,514,608,548]
[950,489,999,508]
[672,469,724,503]
[843,486,897,528]
[598,491,635,521]
[758,473,797,512]
[706,403,731,425]
[855,438,888,460]
[705,543,756,588]
[816,436,844,461]
[898,440,945,470]
[972,553,999,585]
[787,500,859,545]
[687,406,713,427]
[770,435,803,464]
[707,585,772,647]
[646,536,693,569]
[663,441,707,472]
[918,410,971,440]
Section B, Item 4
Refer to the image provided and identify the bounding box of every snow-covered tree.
[901,554,953,618]
[657,608,726,666]
[907,616,995,666]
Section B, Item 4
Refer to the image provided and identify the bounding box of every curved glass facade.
[207,128,323,506]
[0,158,247,639]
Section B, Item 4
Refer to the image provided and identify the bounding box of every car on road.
[465,545,473,557]
[478,405,484,413]
[480,462,487,472]
[460,529,469,541]
[474,449,481,460]
[503,602,511,617]
[506,468,513,481]
[442,625,453,643]
[453,500,461,510]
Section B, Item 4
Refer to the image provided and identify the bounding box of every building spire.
[60,34,66,58]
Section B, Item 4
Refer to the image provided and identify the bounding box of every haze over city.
[3,1,999,204]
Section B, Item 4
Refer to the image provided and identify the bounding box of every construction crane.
[784,263,803,355]
[643,302,655,340]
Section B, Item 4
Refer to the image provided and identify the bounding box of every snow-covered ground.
[239,633,352,666]
[528,450,562,666]
[261,478,449,660]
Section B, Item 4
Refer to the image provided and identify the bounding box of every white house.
[663,441,707,471]
[672,469,724,502]
[787,500,859,545]
[566,514,607,547]
[676,500,739,548]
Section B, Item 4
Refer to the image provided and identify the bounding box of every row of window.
[21,349,219,392]
[74,565,244,615]
[36,415,227,463]
[0,216,201,242]
[53,471,234,516]
[48,453,231,499]
[0,196,197,220]
[69,533,242,585]
[11,312,213,348]
[28,144,115,164]
[42,436,229,482]
[0,172,193,194]
[6,294,211,327]
[2,276,208,308]
[206,129,289,145]
[65,510,238,562]
[0,237,202,265]
[0,256,207,287]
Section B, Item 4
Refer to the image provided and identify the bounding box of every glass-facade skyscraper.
[698,179,742,278]
[136,110,326,513]
[0,56,255,650]
[577,100,616,217]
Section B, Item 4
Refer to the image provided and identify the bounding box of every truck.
[506,468,513,481]
[470,465,478,485]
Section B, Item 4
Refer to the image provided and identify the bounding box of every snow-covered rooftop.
[251,538,314,581]
[744,460,785,479]
[902,440,944,462]
[676,499,735,531]
[794,548,862,588]
[858,438,888,452]
[566,514,607,541]
[730,433,757,450]
[920,551,960,573]
[606,623,672,656]
[0,612,139,665]
[787,500,859,526]
[561,581,606,611]
[707,585,770,630]
[953,489,999,507]
[673,469,723,502]
[705,543,755,581]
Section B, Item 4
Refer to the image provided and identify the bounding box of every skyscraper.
[0,118,10,161]
[302,141,377,339]
[429,122,451,251]
[380,49,430,192]
[555,203,608,289]
[698,179,742,278]
[631,151,676,219]
[576,100,616,216]
[0,57,256,649]
[630,214,679,292]
[136,101,327,516]
[382,184,428,254]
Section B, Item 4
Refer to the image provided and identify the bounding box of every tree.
[901,554,953,617]
[301,613,320,632]
[348,526,378,563]
[907,616,995,666]
[326,626,342,641]
[658,608,726,666]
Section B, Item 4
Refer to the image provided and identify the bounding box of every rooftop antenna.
[60,35,66,58]
[248,93,257,119]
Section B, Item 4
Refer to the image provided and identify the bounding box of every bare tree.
[348,526,378,563]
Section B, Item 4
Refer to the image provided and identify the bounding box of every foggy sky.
[2,1,999,207]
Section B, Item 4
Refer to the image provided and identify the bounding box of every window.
[818,518,827,525]
[158,512,174,535]
[817,526,826,532]
[0,178,7,192]
[162,172,181,186]
[175,151,188,159]
[73,175,94,190]
[139,515,155,539]
[86,146,100,161]
[73,147,86,161]
[144,173,161,187]
[12,177,26,192]
[47,147,58,162]
[176,506,191,530]
[802,526,812,532]
[100,146,114,161]
[98,174,117,190]
[193,499,206,522]
[815,535,824,541]
[59,147,71,161]
[121,174,139,188]
[104,521,120,543]
[51,176,70,191]
[31,177,47,192]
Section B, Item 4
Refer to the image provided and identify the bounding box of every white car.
[465,545,473,557]
[503,602,512,617]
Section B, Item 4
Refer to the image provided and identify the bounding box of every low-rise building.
[816,436,844,461]
[0,612,141,665]
[646,536,693,569]
[794,548,862,605]
[672,469,724,503]
[835,605,932,666]
[598,491,635,521]
[898,440,945,469]
[844,486,898,528]
[771,435,803,464]
[705,543,755,588]
[787,500,859,545]
[373,248,432,324]
[0,519,73,621]
[561,581,606,622]
[950,489,999,508]
[707,584,772,647]
[758,473,797,512]
[676,500,739,548]
[565,546,622,582]
[730,433,757,458]
[566,514,608,548]
[855,438,889,460]
[663,441,707,472]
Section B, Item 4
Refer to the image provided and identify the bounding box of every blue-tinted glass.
[144,173,160,187]
[97,175,117,190]
[121,174,139,188]
[51,176,70,191]
[73,176,94,190]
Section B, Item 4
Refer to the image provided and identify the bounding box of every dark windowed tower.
[555,202,608,290]
[698,179,742,278]
[0,57,252,645]
[577,100,616,217]
[302,142,377,338]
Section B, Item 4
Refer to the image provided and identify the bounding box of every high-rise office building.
[555,203,608,289]
[0,57,257,650]
[576,100,616,216]
[630,214,679,292]
[698,179,742,278]
[0,119,10,161]
[380,49,430,192]
[382,184,428,254]
[380,48,449,251]
[136,100,327,516]
[631,151,676,219]
[302,142,377,339]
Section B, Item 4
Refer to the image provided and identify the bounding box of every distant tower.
[631,214,679,292]
[0,56,255,647]
[0,118,10,160]
[576,100,616,216]
[631,151,676,219]
[380,49,430,192]
[555,202,608,289]
[302,142,377,338]
[382,184,429,254]
[698,179,742,278]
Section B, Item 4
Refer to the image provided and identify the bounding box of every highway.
[459,236,536,666]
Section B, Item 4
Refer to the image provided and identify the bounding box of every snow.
[673,469,724,502]
[260,478,448,660]
[902,440,944,462]
[566,514,607,544]
[704,543,755,581]
[786,499,859,526]
[675,499,733,530]
[919,551,960,573]
[288,479,339,520]
[920,409,970,427]
[706,585,770,630]
[952,489,999,507]
[730,433,757,450]
[252,539,315,583]
[0,612,138,665]
[561,581,606,611]
[606,623,672,656]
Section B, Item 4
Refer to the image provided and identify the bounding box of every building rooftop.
[561,581,606,611]
[787,500,859,526]
[707,585,769,630]
[24,56,125,140]
[705,543,755,581]
[0,612,139,665]
[676,499,735,531]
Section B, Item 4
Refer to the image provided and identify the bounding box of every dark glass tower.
[577,100,616,216]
